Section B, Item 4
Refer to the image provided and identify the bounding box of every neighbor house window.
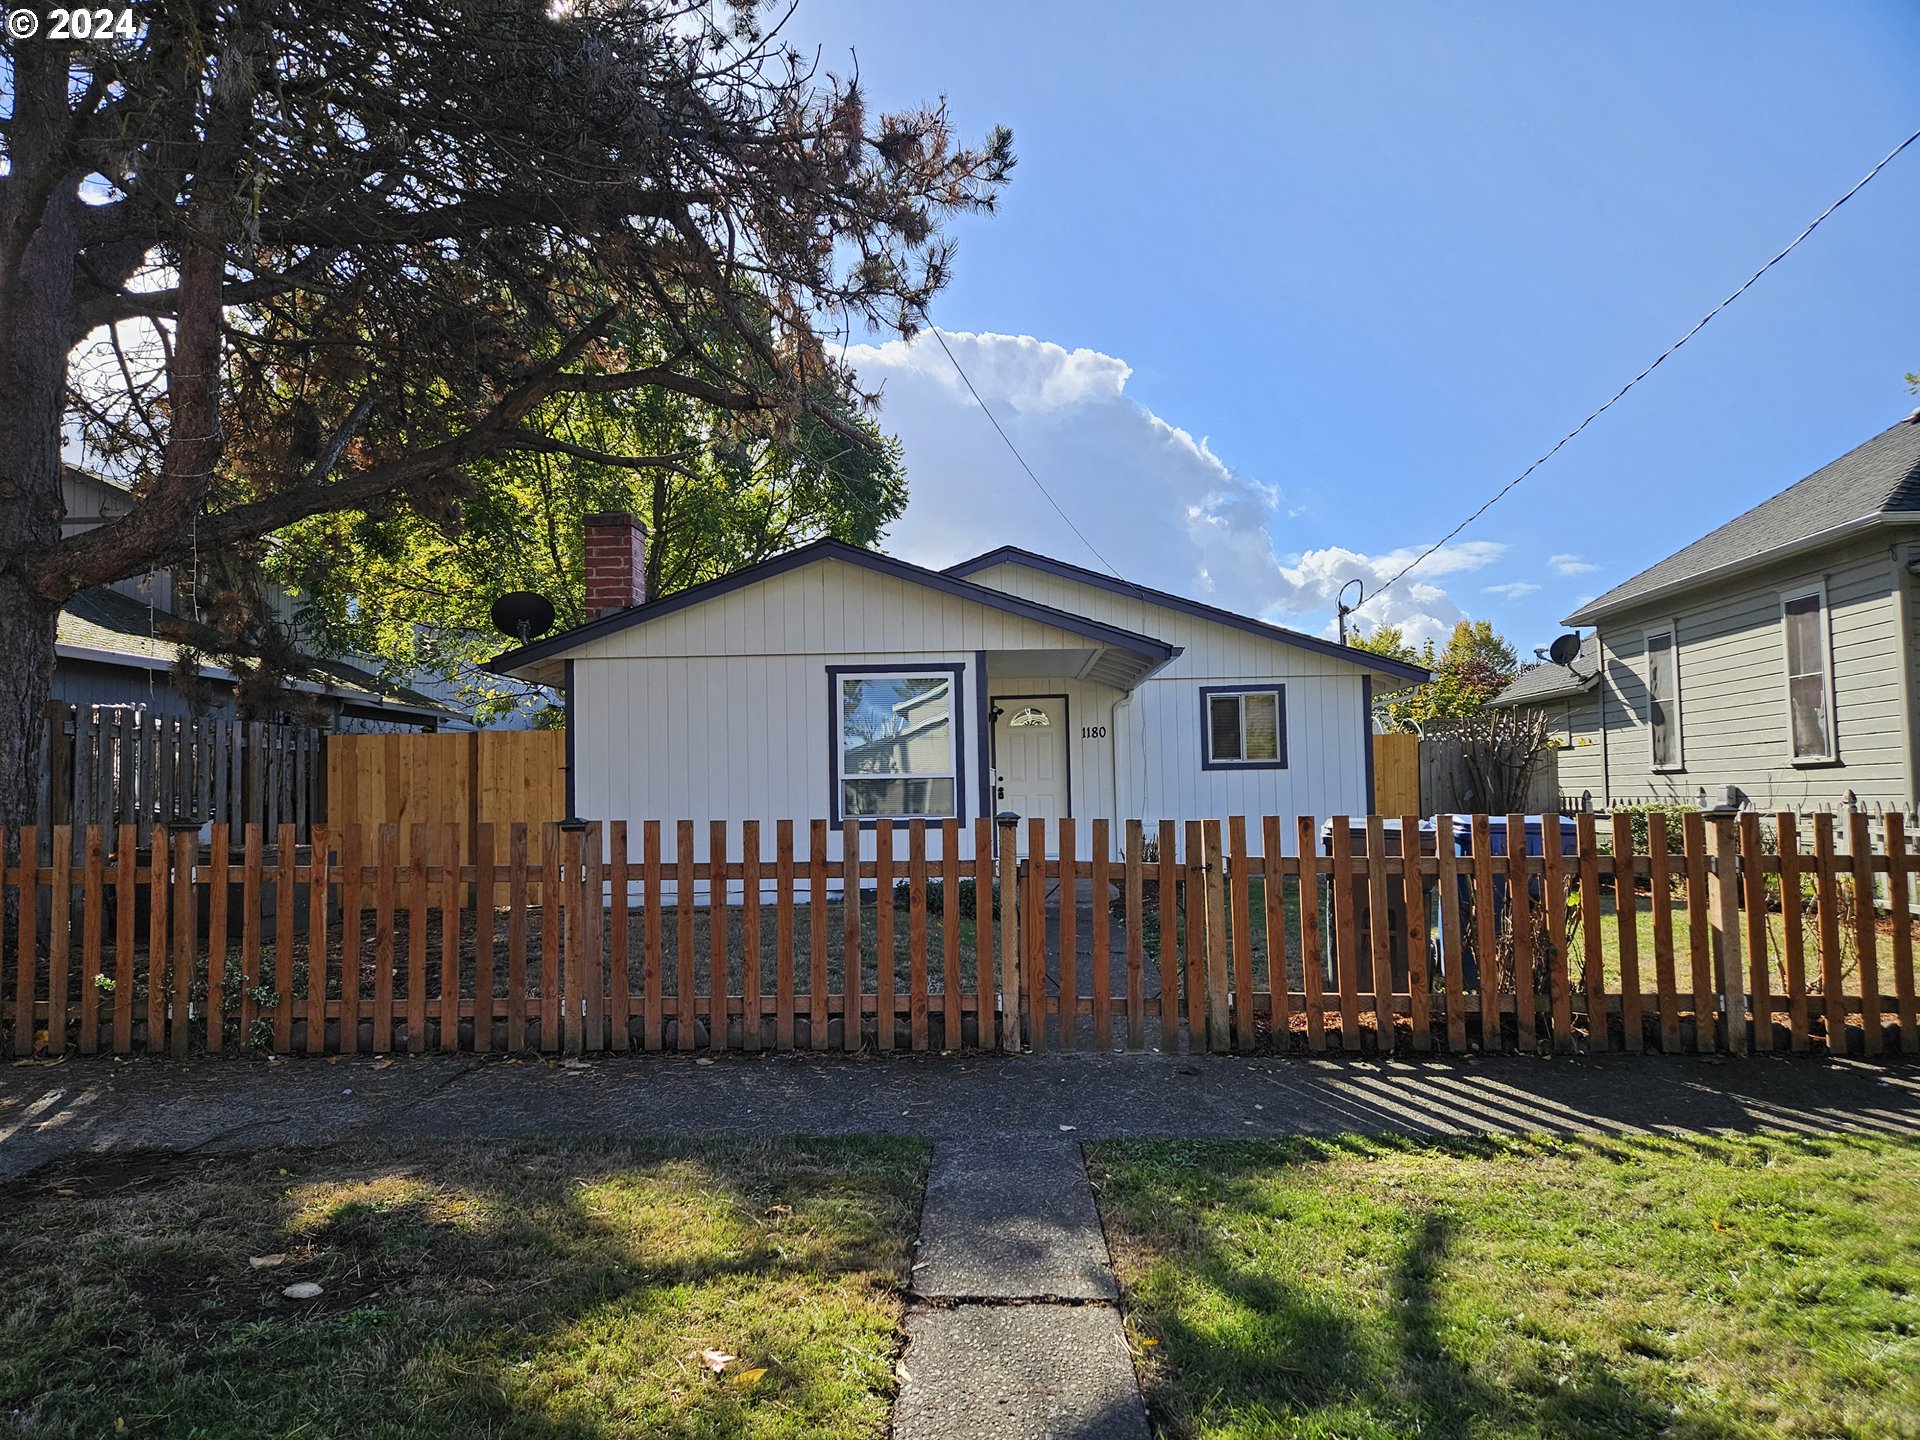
[835,670,959,820]
[1200,686,1287,769]
[1645,624,1682,771]
[1782,585,1835,762]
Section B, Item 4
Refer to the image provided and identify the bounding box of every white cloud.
[848,329,1491,651]
[1276,541,1502,650]
[1549,553,1601,576]
[1482,580,1542,600]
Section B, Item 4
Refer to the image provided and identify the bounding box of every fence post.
[1026,816,1047,1053]
[1124,819,1146,1051]
[1708,816,1747,1056]
[562,822,586,1057]
[996,813,1021,1051]
[1202,818,1229,1052]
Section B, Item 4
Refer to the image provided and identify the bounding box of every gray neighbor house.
[1491,410,1920,813]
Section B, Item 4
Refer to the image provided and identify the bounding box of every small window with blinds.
[1199,685,1287,770]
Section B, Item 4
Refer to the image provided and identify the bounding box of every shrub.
[892,876,996,920]
[1604,803,1693,856]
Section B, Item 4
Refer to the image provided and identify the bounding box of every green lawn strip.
[0,1136,927,1440]
[1089,1134,1920,1439]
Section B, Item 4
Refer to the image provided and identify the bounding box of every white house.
[489,514,1429,861]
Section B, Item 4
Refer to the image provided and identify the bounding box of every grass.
[1566,886,1913,998]
[0,1136,927,1439]
[1090,1133,1920,1439]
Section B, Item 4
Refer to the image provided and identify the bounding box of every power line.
[918,320,1127,580]
[1358,124,1920,617]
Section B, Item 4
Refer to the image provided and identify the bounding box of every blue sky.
[795,1,1919,650]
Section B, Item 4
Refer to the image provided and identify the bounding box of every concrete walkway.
[895,1138,1147,1439]
[3,1050,1917,1183]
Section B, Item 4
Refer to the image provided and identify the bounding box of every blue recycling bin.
[1450,815,1580,987]
[1318,817,1436,994]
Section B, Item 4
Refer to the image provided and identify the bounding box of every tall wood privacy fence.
[325,730,567,869]
[3,812,1916,1060]
[1366,732,1560,816]
[38,703,324,849]
[1370,734,1420,814]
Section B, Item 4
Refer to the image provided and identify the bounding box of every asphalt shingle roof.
[59,587,455,717]
[1487,633,1600,708]
[1565,413,1920,624]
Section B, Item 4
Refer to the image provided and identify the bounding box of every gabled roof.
[944,545,1433,685]
[486,538,1180,680]
[1487,633,1600,708]
[59,587,459,721]
[1566,412,1920,625]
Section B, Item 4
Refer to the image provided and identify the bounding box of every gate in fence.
[3,811,1916,1060]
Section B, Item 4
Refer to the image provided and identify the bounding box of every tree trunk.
[0,43,82,830]
[0,589,57,833]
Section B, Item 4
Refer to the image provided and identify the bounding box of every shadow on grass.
[1393,1211,1725,1440]
[0,1135,925,1440]
[1097,1137,1746,1440]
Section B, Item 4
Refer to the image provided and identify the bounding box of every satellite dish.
[490,591,556,645]
[1548,632,1583,666]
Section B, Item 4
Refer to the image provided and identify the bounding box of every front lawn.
[1090,1134,1920,1439]
[0,1136,926,1440]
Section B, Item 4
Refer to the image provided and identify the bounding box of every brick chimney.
[583,512,648,620]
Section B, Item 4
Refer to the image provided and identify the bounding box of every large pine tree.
[0,0,1011,824]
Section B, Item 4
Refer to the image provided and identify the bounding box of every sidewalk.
[3,1048,1915,1182]
[894,1138,1148,1440]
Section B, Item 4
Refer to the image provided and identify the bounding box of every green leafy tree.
[273,363,906,722]
[1349,618,1518,727]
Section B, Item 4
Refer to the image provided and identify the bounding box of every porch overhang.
[982,642,1179,692]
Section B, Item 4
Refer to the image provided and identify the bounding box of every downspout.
[1597,630,1612,808]
[563,658,577,820]
[1891,545,1919,812]
[1108,689,1134,841]
[1362,676,1376,814]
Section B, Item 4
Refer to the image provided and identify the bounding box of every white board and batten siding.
[567,557,1089,866]
[1586,535,1917,810]
[562,553,1391,866]
[964,561,1375,845]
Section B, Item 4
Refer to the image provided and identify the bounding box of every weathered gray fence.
[37,703,324,853]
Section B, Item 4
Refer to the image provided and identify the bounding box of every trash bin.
[1318,818,1438,994]
[1453,815,1580,985]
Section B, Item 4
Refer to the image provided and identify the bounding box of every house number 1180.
[1080,725,1108,739]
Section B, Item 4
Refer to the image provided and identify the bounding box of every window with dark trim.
[1200,685,1287,770]
[834,669,960,820]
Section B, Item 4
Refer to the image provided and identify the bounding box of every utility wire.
[919,320,1128,580]
[1358,125,1920,617]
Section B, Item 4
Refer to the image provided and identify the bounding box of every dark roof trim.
[1562,512,1920,625]
[56,641,459,721]
[487,538,1178,675]
[944,546,1433,684]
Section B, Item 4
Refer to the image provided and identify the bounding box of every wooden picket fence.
[3,811,1916,1059]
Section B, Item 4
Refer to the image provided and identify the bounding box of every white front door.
[993,694,1069,825]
